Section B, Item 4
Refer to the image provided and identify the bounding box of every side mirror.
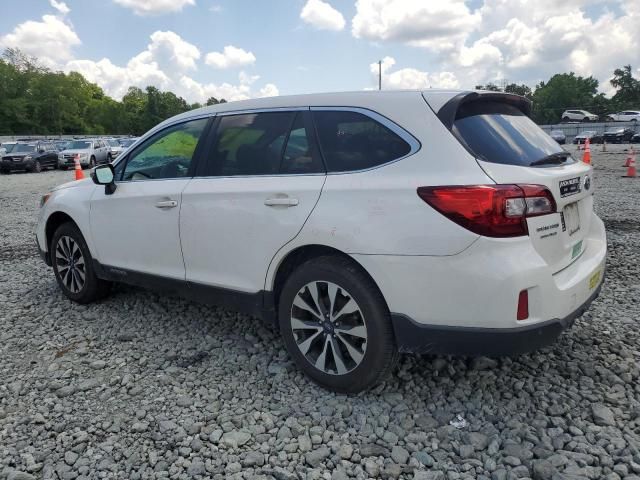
[91,164,117,195]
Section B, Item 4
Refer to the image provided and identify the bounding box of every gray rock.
[7,472,37,480]
[471,356,498,370]
[413,472,445,480]
[591,403,616,426]
[391,445,409,464]
[532,460,557,480]
[242,451,264,467]
[305,447,330,467]
[220,430,251,448]
[360,444,390,457]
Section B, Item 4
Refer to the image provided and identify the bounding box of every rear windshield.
[453,102,571,167]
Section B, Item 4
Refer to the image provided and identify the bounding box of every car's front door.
[180,110,326,293]
[90,117,210,279]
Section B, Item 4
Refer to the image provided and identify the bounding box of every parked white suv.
[36,91,607,392]
[606,110,640,122]
[561,110,599,122]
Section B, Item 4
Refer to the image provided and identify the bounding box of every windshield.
[3,143,16,153]
[453,102,572,167]
[107,140,120,147]
[13,144,36,153]
[120,139,136,147]
[67,140,92,149]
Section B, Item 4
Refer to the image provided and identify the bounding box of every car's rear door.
[180,110,325,293]
[439,96,593,274]
[90,117,210,279]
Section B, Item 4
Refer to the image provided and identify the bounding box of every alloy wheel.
[290,281,367,375]
[55,236,86,293]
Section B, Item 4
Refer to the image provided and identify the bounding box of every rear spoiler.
[435,91,533,131]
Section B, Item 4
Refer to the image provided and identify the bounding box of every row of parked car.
[561,109,640,123]
[549,127,640,145]
[0,137,139,173]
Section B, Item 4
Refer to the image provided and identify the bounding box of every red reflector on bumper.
[517,290,529,320]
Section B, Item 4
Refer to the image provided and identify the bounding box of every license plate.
[563,203,580,236]
[589,270,601,289]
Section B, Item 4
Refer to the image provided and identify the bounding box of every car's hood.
[3,152,33,158]
[52,178,94,192]
[61,149,91,155]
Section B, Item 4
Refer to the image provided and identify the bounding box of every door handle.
[264,197,299,207]
[155,200,178,209]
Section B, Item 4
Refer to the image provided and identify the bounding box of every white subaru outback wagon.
[37,90,606,393]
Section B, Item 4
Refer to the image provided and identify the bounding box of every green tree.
[505,83,533,99]
[531,73,600,124]
[475,83,501,92]
[610,65,640,110]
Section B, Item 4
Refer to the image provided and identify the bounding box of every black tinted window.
[122,118,207,181]
[313,111,411,172]
[281,113,320,174]
[210,112,322,176]
[453,102,571,167]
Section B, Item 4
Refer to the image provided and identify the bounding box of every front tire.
[51,222,111,304]
[88,156,96,169]
[278,255,398,393]
[32,160,42,173]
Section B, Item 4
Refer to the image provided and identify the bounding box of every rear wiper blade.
[529,152,571,166]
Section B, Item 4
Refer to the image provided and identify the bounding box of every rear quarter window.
[453,102,571,167]
[312,110,412,172]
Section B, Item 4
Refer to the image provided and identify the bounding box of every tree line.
[0,48,225,136]
[476,65,640,125]
[1,47,639,135]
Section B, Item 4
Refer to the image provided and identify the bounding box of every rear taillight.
[417,184,556,237]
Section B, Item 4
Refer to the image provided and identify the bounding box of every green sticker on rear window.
[571,240,583,259]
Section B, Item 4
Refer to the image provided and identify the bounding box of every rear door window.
[312,110,412,172]
[208,111,323,176]
[453,102,573,167]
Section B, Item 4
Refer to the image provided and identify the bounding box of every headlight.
[24,156,32,161]
[40,193,52,208]
[79,153,88,158]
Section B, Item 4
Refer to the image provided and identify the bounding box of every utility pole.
[378,60,382,90]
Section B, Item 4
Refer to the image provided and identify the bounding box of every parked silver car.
[549,129,566,144]
[58,139,110,169]
[104,138,125,161]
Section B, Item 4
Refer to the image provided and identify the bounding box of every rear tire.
[278,255,398,393]
[51,222,111,304]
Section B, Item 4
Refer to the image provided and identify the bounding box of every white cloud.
[370,57,459,90]
[64,31,276,104]
[205,45,256,69]
[50,0,70,15]
[146,31,201,72]
[112,0,195,16]
[300,0,346,31]
[352,0,480,52]
[0,14,80,65]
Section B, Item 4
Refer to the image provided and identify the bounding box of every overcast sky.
[0,0,638,103]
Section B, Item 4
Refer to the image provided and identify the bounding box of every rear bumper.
[352,213,607,354]
[390,278,603,355]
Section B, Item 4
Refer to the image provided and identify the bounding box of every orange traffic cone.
[623,156,637,178]
[624,147,635,167]
[74,155,85,180]
[582,137,591,164]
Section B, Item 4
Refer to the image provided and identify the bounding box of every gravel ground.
[0,145,639,480]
